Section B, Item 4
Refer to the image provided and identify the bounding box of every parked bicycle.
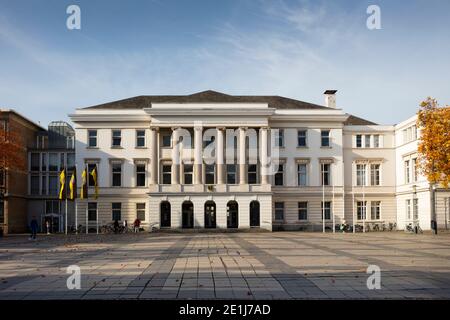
[405,223,423,234]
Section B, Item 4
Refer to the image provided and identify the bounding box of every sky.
[0,0,449,127]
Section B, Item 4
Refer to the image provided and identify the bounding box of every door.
[182,201,194,228]
[227,201,239,228]
[160,201,171,228]
[204,201,216,228]
[250,201,260,227]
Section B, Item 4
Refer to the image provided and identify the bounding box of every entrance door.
[182,201,194,228]
[250,201,260,227]
[160,201,171,228]
[227,201,239,228]
[204,201,216,228]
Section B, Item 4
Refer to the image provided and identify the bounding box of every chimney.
[324,90,337,108]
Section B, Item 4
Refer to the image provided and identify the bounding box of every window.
[406,199,411,220]
[403,129,407,143]
[60,153,65,170]
[162,164,171,185]
[30,175,40,195]
[371,201,381,220]
[30,153,40,171]
[183,164,193,185]
[67,153,75,172]
[136,203,146,221]
[45,200,59,214]
[136,164,146,187]
[162,134,171,147]
[321,130,330,147]
[321,163,331,186]
[370,164,380,186]
[205,164,215,185]
[365,135,371,148]
[275,129,284,147]
[373,135,380,148]
[88,130,97,147]
[356,164,366,186]
[88,202,97,221]
[412,158,418,182]
[412,125,417,140]
[49,153,58,172]
[67,135,74,149]
[356,135,362,148]
[298,202,308,220]
[274,202,284,221]
[49,175,58,195]
[357,201,367,220]
[297,163,307,186]
[226,164,236,184]
[41,175,47,195]
[0,200,4,224]
[136,130,146,148]
[413,199,418,220]
[321,202,331,220]
[87,163,97,186]
[112,130,122,147]
[112,163,122,187]
[41,153,47,171]
[248,164,257,184]
[404,160,410,184]
[112,203,121,221]
[297,130,307,147]
[274,164,284,186]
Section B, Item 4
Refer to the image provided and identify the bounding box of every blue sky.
[1,0,449,127]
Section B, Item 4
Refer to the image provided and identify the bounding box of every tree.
[417,97,450,234]
[417,97,450,187]
[0,123,26,176]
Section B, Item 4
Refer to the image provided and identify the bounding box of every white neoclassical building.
[69,90,450,232]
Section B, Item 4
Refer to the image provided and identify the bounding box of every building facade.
[0,109,46,235]
[27,121,76,233]
[69,90,450,232]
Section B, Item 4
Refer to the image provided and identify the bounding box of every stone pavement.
[0,231,450,300]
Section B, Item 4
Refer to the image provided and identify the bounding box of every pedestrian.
[133,218,141,233]
[123,220,128,233]
[113,219,119,234]
[30,216,38,240]
[46,220,50,235]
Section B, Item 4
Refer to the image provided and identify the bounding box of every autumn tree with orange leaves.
[417,97,450,187]
[0,123,26,178]
[417,97,450,233]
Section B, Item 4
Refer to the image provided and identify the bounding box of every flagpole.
[85,164,88,234]
[75,198,78,234]
[65,197,68,235]
[332,181,335,234]
[322,164,325,234]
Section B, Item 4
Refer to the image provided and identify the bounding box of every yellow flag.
[90,165,98,199]
[58,169,66,200]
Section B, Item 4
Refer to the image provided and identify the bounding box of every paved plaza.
[0,231,450,300]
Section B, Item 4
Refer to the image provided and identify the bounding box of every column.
[171,127,180,185]
[216,127,225,185]
[194,126,203,185]
[149,127,158,185]
[260,127,269,185]
[239,127,247,185]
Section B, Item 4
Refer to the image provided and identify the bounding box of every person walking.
[113,219,120,234]
[133,218,141,233]
[30,216,38,240]
[46,220,50,235]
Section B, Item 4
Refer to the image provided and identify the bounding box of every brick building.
[0,109,46,235]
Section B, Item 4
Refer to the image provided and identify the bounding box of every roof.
[344,114,377,126]
[0,109,46,131]
[82,90,330,110]
[81,90,377,125]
